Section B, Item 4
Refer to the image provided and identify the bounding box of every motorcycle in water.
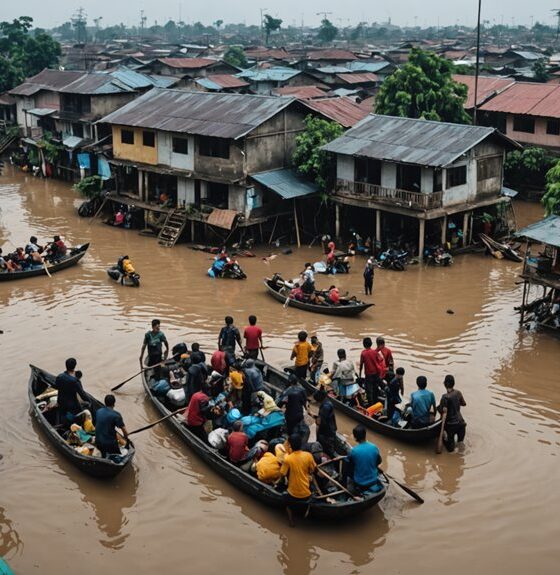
[313,255,350,275]
[378,248,408,271]
[348,232,372,256]
[107,255,140,286]
[424,245,454,266]
[208,255,247,279]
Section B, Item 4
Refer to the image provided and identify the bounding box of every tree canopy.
[0,16,61,92]
[543,161,560,216]
[318,19,338,43]
[263,14,282,45]
[292,115,343,191]
[223,46,247,69]
[375,48,471,124]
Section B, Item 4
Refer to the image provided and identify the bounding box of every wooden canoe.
[0,244,89,281]
[141,364,386,520]
[264,276,373,317]
[28,365,135,479]
[479,234,523,262]
[261,363,442,444]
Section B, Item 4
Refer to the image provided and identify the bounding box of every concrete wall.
[441,159,472,207]
[158,132,195,171]
[505,115,560,148]
[194,138,245,180]
[91,93,135,118]
[229,185,246,211]
[112,125,158,164]
[16,91,60,130]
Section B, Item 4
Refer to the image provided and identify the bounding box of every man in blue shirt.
[410,375,436,428]
[95,394,128,458]
[54,358,89,424]
[345,425,382,493]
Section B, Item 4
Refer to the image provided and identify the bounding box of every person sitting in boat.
[95,394,129,459]
[25,236,43,255]
[289,283,304,301]
[326,285,340,305]
[15,247,31,269]
[344,425,383,494]
[331,348,358,401]
[256,444,282,484]
[4,253,21,272]
[53,358,90,425]
[312,389,337,459]
[0,248,6,271]
[48,235,67,260]
[409,376,436,429]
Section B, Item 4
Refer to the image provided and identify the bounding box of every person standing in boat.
[140,319,169,367]
[410,376,437,428]
[53,358,90,425]
[218,316,242,355]
[243,315,263,359]
[438,375,467,452]
[95,394,129,458]
[359,338,384,405]
[309,335,324,384]
[312,389,337,458]
[291,331,313,379]
[344,425,383,494]
[277,373,308,436]
[375,337,394,372]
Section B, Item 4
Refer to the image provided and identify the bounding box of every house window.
[396,164,422,192]
[199,136,230,159]
[172,137,189,155]
[121,129,134,144]
[72,123,84,138]
[546,119,560,135]
[477,156,501,181]
[355,157,381,185]
[446,165,467,188]
[513,115,535,134]
[433,169,443,192]
[143,131,155,147]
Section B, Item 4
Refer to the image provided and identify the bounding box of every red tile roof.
[478,82,560,118]
[206,74,249,89]
[158,58,217,69]
[335,72,379,85]
[299,96,369,128]
[274,85,327,99]
[453,74,515,109]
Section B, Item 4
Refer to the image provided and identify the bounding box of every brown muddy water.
[0,167,559,575]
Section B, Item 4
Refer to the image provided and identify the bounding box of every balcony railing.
[335,179,443,211]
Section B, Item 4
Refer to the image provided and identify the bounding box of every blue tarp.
[241,411,286,439]
[77,153,90,170]
[98,156,111,180]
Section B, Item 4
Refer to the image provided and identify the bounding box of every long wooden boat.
[28,365,135,479]
[141,364,386,520]
[0,243,90,281]
[479,234,523,262]
[262,362,442,444]
[264,276,373,317]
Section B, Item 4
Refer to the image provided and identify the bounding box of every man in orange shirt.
[279,433,317,525]
[291,330,313,379]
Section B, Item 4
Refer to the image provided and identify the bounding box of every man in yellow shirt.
[279,433,317,522]
[291,330,313,379]
[256,450,282,484]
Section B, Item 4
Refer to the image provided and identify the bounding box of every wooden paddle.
[316,467,360,501]
[436,411,447,454]
[42,259,52,278]
[380,470,424,504]
[111,360,167,392]
[127,408,184,435]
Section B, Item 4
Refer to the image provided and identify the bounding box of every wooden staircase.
[0,133,16,156]
[157,209,188,247]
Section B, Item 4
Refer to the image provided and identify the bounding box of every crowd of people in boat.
[0,235,67,273]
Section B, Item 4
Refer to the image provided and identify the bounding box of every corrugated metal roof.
[27,108,57,117]
[60,74,135,95]
[299,97,369,128]
[316,66,352,74]
[322,114,512,167]
[99,88,296,140]
[274,85,327,99]
[346,61,392,73]
[62,135,87,149]
[335,73,379,85]
[515,215,560,248]
[305,50,357,61]
[452,74,515,108]
[251,168,318,199]
[479,82,560,118]
[0,93,16,106]
[196,74,249,90]
[9,69,84,96]
[237,67,300,82]
[157,58,217,69]
[109,67,177,89]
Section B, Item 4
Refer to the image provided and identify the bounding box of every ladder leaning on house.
[0,133,16,156]
[157,208,188,247]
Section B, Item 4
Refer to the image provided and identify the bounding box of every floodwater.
[0,167,559,575]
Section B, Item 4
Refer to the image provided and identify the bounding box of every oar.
[380,470,424,504]
[42,259,52,278]
[436,411,447,454]
[259,346,266,362]
[127,408,184,435]
[111,360,166,392]
[316,467,360,501]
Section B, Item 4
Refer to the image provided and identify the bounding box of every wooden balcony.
[335,179,443,211]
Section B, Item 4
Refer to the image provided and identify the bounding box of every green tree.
[543,161,560,216]
[224,46,247,69]
[375,48,470,123]
[532,60,549,83]
[318,19,338,43]
[263,14,282,45]
[505,147,555,188]
[292,115,344,191]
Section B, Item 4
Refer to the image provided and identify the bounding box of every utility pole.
[260,7,267,45]
[140,10,147,40]
[316,11,332,22]
[473,0,482,126]
[93,17,103,42]
[552,9,560,43]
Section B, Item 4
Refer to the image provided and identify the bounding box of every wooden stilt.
[268,215,279,244]
[294,200,301,248]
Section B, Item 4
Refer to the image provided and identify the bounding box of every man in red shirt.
[184,385,209,442]
[327,285,340,305]
[227,420,250,463]
[359,337,384,406]
[243,315,263,359]
[376,337,394,372]
[211,349,227,374]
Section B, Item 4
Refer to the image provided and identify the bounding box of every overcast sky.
[3,0,558,30]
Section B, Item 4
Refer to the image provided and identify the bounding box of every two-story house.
[99,89,318,243]
[322,115,519,258]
